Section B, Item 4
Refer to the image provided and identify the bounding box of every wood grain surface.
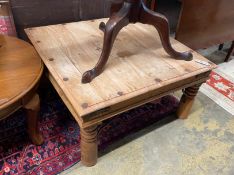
[0,35,43,111]
[176,0,234,50]
[0,35,44,145]
[25,19,216,127]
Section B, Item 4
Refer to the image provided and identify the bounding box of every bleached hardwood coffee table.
[25,19,216,167]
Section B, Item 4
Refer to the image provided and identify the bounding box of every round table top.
[0,35,43,110]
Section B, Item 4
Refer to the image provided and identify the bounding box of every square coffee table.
[25,19,216,167]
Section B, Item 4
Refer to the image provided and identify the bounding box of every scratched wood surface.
[25,19,216,126]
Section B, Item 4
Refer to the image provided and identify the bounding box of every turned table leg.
[80,125,98,167]
[23,94,44,145]
[177,83,202,119]
[139,3,192,61]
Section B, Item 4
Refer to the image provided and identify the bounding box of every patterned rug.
[0,86,178,175]
[200,59,234,115]
[207,71,233,102]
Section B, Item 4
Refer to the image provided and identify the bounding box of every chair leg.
[139,3,193,61]
[81,2,131,83]
[218,44,224,51]
[24,94,44,145]
[225,41,234,62]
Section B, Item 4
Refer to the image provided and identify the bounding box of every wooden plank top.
[25,18,216,121]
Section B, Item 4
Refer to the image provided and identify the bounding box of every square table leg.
[177,83,203,119]
[80,125,98,167]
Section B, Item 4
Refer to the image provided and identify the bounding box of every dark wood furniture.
[10,0,181,40]
[81,0,193,83]
[175,0,234,62]
[10,0,111,39]
[224,41,234,62]
[26,19,216,166]
[0,35,44,145]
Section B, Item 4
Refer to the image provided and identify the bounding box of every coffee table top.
[0,35,43,110]
[25,18,216,124]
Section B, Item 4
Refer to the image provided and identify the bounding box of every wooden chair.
[219,42,234,62]
[0,35,44,145]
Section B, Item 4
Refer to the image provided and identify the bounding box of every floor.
[200,58,234,115]
[61,46,234,175]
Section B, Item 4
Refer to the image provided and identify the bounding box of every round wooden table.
[0,35,44,145]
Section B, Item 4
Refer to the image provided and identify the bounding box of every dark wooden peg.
[99,22,106,32]
[82,69,96,83]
